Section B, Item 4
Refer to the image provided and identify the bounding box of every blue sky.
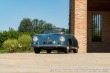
[0,0,69,31]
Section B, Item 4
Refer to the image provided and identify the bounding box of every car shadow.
[37,52,68,54]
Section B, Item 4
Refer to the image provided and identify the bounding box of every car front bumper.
[32,44,67,48]
[31,44,78,50]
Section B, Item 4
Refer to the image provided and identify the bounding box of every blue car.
[31,28,79,54]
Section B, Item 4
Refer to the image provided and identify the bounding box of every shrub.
[7,28,22,39]
[0,31,8,47]
[3,39,18,53]
[18,34,32,52]
[0,29,22,48]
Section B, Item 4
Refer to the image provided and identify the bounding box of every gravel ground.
[0,53,110,73]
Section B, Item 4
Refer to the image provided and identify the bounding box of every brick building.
[70,0,110,53]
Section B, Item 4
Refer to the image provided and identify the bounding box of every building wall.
[70,0,87,53]
[70,0,110,52]
[88,11,110,52]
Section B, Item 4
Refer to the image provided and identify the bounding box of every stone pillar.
[70,0,87,53]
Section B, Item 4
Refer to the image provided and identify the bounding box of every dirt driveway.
[0,53,110,73]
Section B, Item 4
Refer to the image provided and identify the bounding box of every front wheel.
[64,46,69,54]
[34,48,41,54]
[73,49,78,53]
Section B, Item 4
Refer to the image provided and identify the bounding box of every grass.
[0,49,7,53]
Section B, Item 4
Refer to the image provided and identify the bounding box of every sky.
[0,0,69,31]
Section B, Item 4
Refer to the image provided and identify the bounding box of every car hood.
[41,34,61,40]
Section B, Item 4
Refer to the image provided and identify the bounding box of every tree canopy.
[18,18,33,32]
[18,18,57,33]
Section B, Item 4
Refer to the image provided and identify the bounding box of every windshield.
[44,28,64,34]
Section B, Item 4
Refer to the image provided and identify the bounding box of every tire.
[64,46,69,54]
[34,48,41,54]
[46,50,52,54]
[64,41,70,54]
[73,49,78,53]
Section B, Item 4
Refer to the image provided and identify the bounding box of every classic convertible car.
[31,28,79,54]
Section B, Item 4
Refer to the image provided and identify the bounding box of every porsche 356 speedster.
[31,28,79,54]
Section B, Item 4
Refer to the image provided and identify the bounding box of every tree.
[32,19,46,33]
[43,23,55,29]
[32,19,56,34]
[65,29,69,34]
[38,20,46,33]
[18,18,33,32]
[32,19,39,33]
[8,28,21,39]
[0,31,8,48]
[18,18,57,34]
[61,28,65,32]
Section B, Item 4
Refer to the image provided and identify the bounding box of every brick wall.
[70,0,87,53]
[88,11,110,52]
[70,0,110,53]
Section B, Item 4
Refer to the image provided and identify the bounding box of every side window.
[92,14,102,42]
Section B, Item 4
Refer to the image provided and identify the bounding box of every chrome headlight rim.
[33,36,38,42]
[60,36,65,42]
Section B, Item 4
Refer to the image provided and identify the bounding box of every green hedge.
[2,34,33,53]
[3,39,18,53]
[18,34,33,52]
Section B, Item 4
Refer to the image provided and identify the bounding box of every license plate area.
[43,40,52,44]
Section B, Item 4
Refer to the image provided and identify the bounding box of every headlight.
[60,36,65,42]
[33,36,38,41]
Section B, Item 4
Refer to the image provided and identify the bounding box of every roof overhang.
[88,0,110,11]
